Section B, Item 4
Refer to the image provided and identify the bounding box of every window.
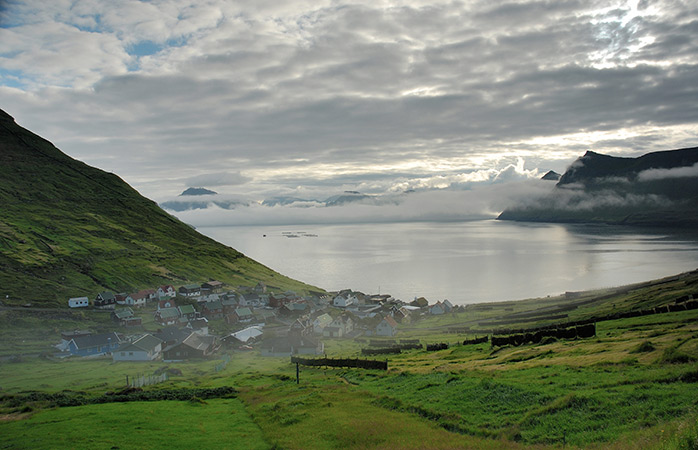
[129,352,133,356]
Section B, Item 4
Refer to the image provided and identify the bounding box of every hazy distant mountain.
[0,109,318,306]
[180,187,218,196]
[160,188,246,212]
[499,147,698,227]
[541,170,561,181]
[324,191,372,206]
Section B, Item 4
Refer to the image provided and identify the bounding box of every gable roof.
[97,291,116,301]
[181,333,215,351]
[118,334,162,353]
[158,307,181,319]
[230,326,263,343]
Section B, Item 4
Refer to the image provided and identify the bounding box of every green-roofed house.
[113,334,163,361]
[155,306,181,326]
[178,304,197,320]
[111,307,142,327]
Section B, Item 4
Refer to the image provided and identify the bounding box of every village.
[61,281,460,362]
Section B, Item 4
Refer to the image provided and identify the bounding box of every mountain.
[324,191,372,206]
[0,109,320,307]
[498,147,698,227]
[541,170,561,181]
[180,187,218,196]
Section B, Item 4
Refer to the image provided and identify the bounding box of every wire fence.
[127,372,169,388]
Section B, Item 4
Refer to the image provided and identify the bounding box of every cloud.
[637,162,698,181]
[167,179,553,226]
[1,0,698,212]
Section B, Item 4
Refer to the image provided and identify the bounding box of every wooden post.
[296,362,300,385]
[126,375,129,386]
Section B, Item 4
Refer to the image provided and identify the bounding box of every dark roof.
[71,332,120,349]
[97,291,116,301]
[154,326,191,343]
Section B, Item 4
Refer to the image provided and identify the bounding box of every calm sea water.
[199,220,698,305]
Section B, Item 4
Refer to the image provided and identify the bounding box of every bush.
[631,341,656,353]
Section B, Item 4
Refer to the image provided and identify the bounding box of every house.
[333,294,358,308]
[187,317,209,336]
[57,330,91,352]
[112,334,162,361]
[94,292,117,309]
[112,307,141,327]
[67,332,121,357]
[202,281,224,293]
[241,293,261,307]
[221,296,238,314]
[115,293,128,305]
[125,291,148,308]
[312,313,333,335]
[178,304,197,320]
[162,333,218,360]
[234,307,253,323]
[375,316,398,336]
[227,326,264,344]
[393,306,412,324]
[179,284,201,297]
[68,297,89,308]
[155,307,181,326]
[254,282,267,294]
[442,299,454,313]
[323,314,354,338]
[198,293,220,304]
[279,302,309,318]
[429,301,446,315]
[157,285,176,299]
[153,326,192,349]
[201,300,223,319]
[158,298,177,310]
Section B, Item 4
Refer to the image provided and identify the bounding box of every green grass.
[1,272,698,449]
[0,399,268,450]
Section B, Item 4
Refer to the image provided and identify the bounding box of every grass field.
[1,276,698,449]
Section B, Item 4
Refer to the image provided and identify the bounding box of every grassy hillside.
[0,109,320,306]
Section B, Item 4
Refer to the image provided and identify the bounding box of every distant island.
[499,146,698,227]
[180,187,218,196]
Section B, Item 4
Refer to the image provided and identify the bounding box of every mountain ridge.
[0,109,320,306]
[498,146,698,227]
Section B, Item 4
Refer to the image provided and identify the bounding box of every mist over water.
[200,220,698,305]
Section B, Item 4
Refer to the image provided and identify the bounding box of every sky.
[1,0,698,226]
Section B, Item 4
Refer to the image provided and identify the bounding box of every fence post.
[296,362,300,385]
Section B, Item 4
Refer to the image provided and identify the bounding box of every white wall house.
[113,334,162,362]
[333,294,358,308]
[68,297,89,308]
[375,316,398,336]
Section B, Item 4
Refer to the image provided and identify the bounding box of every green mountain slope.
[0,109,321,306]
[499,147,698,227]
